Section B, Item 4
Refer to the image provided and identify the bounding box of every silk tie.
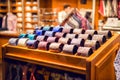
[30,66,36,80]
[76,47,93,57]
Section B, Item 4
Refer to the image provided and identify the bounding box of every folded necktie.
[76,47,93,57]
[8,38,19,46]
[62,44,78,55]
[92,35,106,44]
[84,40,100,50]
[26,40,39,49]
[58,37,71,44]
[49,42,64,53]
[73,28,85,34]
[38,41,50,50]
[65,33,78,39]
[97,30,112,38]
[78,34,92,40]
[70,38,85,47]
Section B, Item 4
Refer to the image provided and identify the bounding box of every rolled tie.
[49,42,64,53]
[78,34,92,40]
[85,30,98,35]
[26,40,39,49]
[70,38,85,47]
[19,34,28,38]
[92,34,106,44]
[58,37,71,44]
[27,34,37,40]
[62,27,73,33]
[54,32,66,38]
[76,47,93,57]
[97,30,112,38]
[34,30,44,36]
[38,41,50,50]
[44,31,55,37]
[84,40,100,50]
[52,26,62,32]
[41,26,53,31]
[46,37,58,43]
[17,38,29,47]
[62,44,78,55]
[73,28,85,34]
[65,33,78,39]
[8,38,19,46]
[36,35,47,41]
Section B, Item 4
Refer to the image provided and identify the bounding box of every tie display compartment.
[2,33,120,80]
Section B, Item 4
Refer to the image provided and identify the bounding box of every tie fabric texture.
[30,66,36,80]
[114,49,120,80]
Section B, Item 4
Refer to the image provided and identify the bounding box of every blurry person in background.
[85,11,92,24]
[58,4,71,24]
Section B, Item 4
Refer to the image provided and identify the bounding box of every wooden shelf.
[25,10,38,13]
[11,4,22,6]
[0,4,7,6]
[25,4,37,6]
[0,10,8,12]
[12,10,22,13]
[25,21,38,24]
[17,21,22,23]
[4,45,86,74]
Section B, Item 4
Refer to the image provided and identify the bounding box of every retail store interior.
[0,0,120,80]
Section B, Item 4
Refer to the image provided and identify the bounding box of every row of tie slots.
[34,26,112,38]
[6,63,85,80]
[9,34,105,56]
[19,31,108,44]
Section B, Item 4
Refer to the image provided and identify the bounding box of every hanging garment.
[30,66,36,80]
[114,49,120,80]
[118,0,120,19]
[98,0,105,16]
[22,65,28,80]
[0,14,8,31]
[2,12,17,31]
[14,65,21,80]
[6,64,13,80]
[0,14,3,28]
[76,12,91,30]
[112,0,117,16]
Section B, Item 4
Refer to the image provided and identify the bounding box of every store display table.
[2,33,120,80]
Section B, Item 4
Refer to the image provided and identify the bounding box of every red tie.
[30,66,36,80]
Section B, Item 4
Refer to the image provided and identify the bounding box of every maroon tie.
[22,65,28,80]
[30,66,36,80]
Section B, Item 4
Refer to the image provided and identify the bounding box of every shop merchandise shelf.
[2,33,120,80]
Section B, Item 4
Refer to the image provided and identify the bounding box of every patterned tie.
[7,64,13,80]
[30,66,36,80]
[22,65,28,80]
[4,15,8,30]
[114,49,120,80]
[14,65,21,80]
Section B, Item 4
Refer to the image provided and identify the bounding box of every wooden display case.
[0,31,19,60]
[2,33,120,80]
